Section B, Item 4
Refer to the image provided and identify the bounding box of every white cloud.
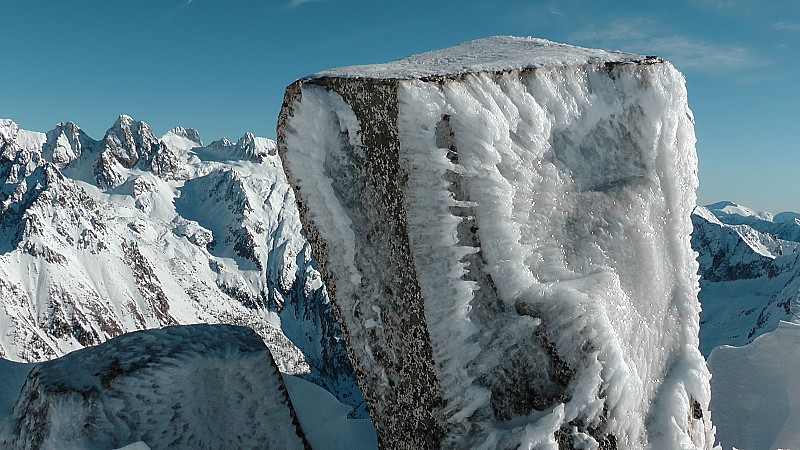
[161,0,196,23]
[690,0,739,10]
[570,18,767,72]
[548,6,564,16]
[286,0,324,8]
[774,22,800,32]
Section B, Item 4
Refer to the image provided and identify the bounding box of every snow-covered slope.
[704,201,800,243]
[707,321,800,450]
[278,36,714,449]
[0,324,308,450]
[692,202,800,354]
[0,116,365,416]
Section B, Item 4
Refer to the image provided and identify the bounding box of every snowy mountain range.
[1,110,797,449]
[691,201,800,448]
[692,201,800,355]
[0,116,365,418]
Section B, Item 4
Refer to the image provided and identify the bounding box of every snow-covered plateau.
[278,36,715,449]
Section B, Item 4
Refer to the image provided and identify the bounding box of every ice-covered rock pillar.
[277,37,715,449]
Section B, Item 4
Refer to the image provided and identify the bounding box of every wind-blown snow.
[279,36,714,448]
[708,321,800,450]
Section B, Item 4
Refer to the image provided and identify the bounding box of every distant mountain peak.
[692,200,800,356]
[0,116,366,418]
[166,126,203,146]
[42,121,96,166]
[705,200,773,222]
[115,113,135,125]
[0,118,20,144]
[208,137,234,148]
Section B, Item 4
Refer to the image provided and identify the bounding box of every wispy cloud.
[570,18,767,72]
[286,0,324,9]
[774,22,800,32]
[689,0,739,10]
[162,0,196,23]
[687,0,790,17]
[548,6,564,16]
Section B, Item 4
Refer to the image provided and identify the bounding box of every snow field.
[708,321,800,450]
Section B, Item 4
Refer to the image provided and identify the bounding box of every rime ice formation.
[0,324,308,450]
[0,116,365,417]
[278,36,714,449]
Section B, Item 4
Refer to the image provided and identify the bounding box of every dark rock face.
[289,77,445,446]
[2,324,309,450]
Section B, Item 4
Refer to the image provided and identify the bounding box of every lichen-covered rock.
[278,36,715,449]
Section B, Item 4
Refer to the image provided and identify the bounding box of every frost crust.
[279,36,714,449]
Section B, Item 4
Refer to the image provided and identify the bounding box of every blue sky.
[3,0,799,212]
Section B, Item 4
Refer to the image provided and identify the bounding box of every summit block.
[277,37,715,449]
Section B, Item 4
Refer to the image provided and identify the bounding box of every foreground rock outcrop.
[278,36,714,448]
[1,324,308,450]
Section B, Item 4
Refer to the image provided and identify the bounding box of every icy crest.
[708,321,800,450]
[312,36,647,79]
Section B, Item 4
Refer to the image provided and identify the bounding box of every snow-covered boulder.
[1,324,308,450]
[278,36,714,448]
